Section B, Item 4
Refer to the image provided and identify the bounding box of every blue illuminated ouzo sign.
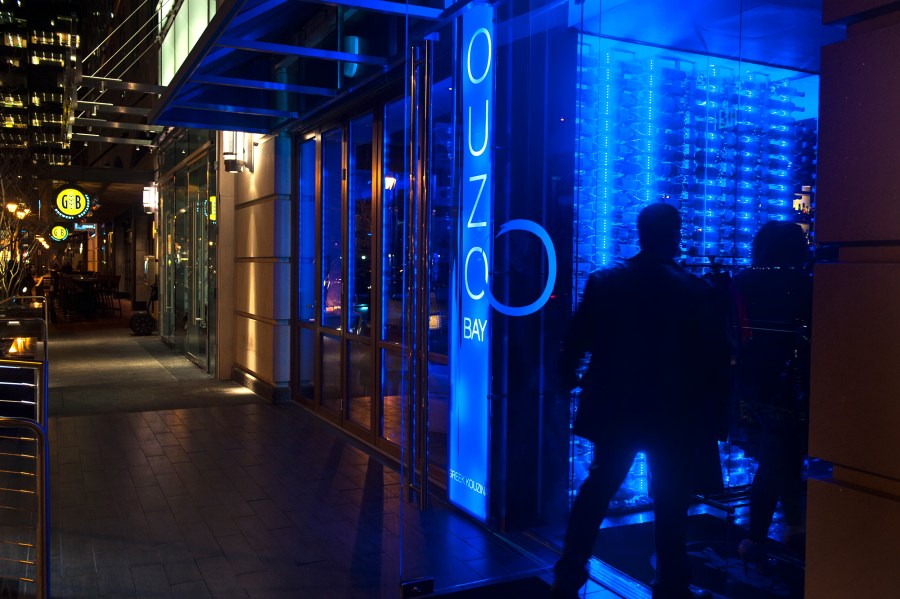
[449,3,557,521]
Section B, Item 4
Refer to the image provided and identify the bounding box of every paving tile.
[97,562,136,596]
[145,509,184,545]
[131,563,171,596]
[56,481,87,508]
[200,503,240,537]
[230,476,268,502]
[51,568,101,598]
[56,531,96,571]
[248,498,293,530]
[156,472,190,498]
[157,431,181,447]
[182,521,222,559]
[148,454,177,476]
[187,483,223,508]
[130,464,159,488]
[138,484,171,513]
[216,533,267,575]
[196,555,247,598]
[164,558,203,585]
[166,493,205,525]
[163,444,191,463]
[172,579,213,598]
[215,489,255,519]
[140,438,167,458]
[234,514,282,552]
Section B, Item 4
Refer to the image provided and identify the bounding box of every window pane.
[298,327,315,402]
[430,78,456,356]
[321,334,341,412]
[382,99,406,343]
[173,171,190,354]
[298,139,316,323]
[321,128,343,329]
[380,349,402,445]
[349,114,373,336]
[347,342,372,430]
[428,357,450,471]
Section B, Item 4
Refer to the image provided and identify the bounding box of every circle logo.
[54,186,91,219]
[50,225,69,242]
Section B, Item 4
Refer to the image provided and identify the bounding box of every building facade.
[147,0,900,596]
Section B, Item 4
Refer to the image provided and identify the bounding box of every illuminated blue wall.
[571,35,819,504]
[574,35,817,277]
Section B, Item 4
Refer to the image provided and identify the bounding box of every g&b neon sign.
[50,224,70,242]
[53,184,91,220]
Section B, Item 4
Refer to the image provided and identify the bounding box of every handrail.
[0,296,50,329]
[0,316,50,367]
[0,359,48,429]
[0,417,49,599]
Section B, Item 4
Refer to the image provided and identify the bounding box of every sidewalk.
[47,325,550,598]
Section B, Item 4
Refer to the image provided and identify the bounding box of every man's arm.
[558,272,603,391]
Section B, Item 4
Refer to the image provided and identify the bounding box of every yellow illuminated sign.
[50,225,69,242]
[54,185,91,219]
[208,195,217,222]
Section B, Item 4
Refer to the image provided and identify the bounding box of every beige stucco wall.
[218,132,292,398]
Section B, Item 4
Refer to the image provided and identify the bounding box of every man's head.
[637,202,682,258]
[751,221,808,268]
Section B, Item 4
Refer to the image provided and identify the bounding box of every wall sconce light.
[384,174,397,191]
[142,184,158,214]
[223,130,251,173]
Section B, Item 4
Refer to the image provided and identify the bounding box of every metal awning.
[150,0,444,133]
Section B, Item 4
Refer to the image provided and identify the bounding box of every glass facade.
[159,136,217,373]
[294,97,408,444]
[158,0,216,87]
[287,0,842,595]
[571,36,820,511]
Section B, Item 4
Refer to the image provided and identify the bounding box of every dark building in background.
[0,1,79,168]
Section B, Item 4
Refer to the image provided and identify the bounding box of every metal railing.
[0,307,50,596]
[0,418,49,598]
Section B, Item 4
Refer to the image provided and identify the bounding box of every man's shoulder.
[588,261,630,283]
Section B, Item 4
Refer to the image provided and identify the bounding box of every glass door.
[162,155,216,374]
[172,170,189,355]
[184,163,209,368]
[379,97,407,450]
[398,7,557,593]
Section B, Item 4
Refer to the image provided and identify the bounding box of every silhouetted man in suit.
[552,202,727,599]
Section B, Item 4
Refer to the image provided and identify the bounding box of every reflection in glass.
[349,114,373,336]
[321,335,341,412]
[207,147,218,377]
[428,358,449,470]
[298,139,316,323]
[382,99,406,343]
[380,349,402,445]
[427,79,456,465]
[347,343,372,429]
[298,327,315,401]
[160,183,176,341]
[322,127,343,329]
[173,170,189,354]
[187,164,208,365]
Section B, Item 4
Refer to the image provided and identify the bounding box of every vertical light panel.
[449,2,494,521]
